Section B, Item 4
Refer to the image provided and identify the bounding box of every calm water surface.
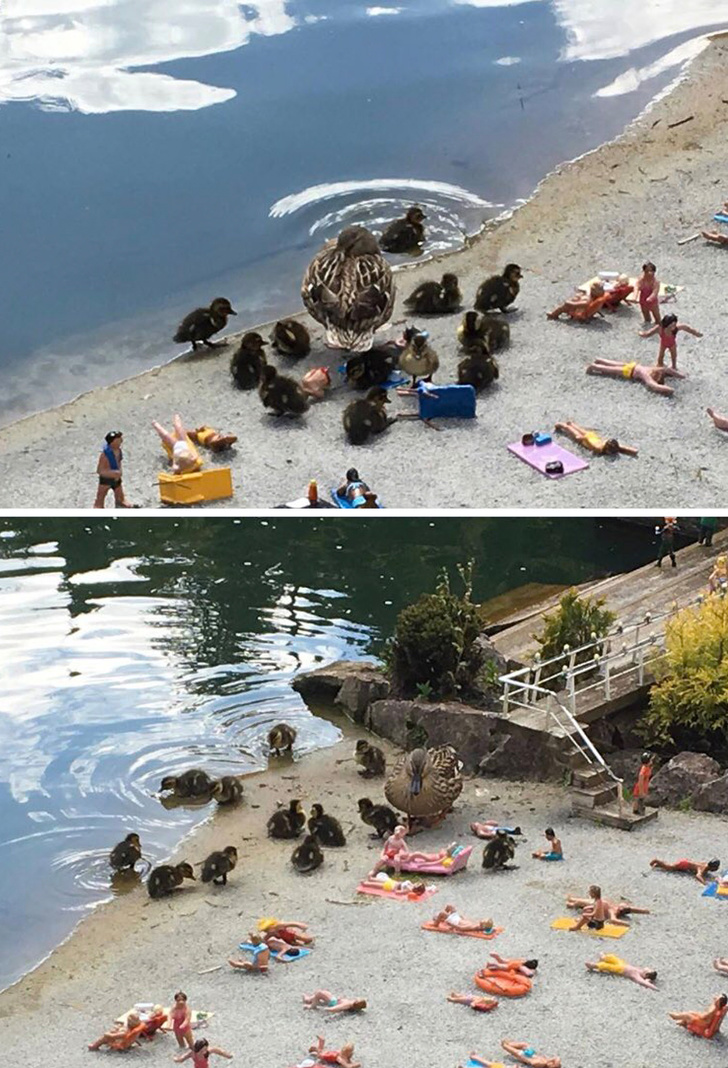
[2,0,727,424]
[0,516,658,990]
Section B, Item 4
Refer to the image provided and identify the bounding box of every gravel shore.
[2,714,727,1068]
[1,38,728,510]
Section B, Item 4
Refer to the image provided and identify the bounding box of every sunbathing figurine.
[432,904,494,932]
[586,359,685,396]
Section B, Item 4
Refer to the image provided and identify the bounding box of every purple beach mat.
[508,440,589,479]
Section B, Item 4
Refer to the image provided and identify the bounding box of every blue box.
[534,432,552,446]
[417,383,476,419]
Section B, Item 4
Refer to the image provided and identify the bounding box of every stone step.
[570,782,620,808]
[572,803,659,830]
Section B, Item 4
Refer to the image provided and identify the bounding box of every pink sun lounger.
[508,440,589,479]
[394,844,473,875]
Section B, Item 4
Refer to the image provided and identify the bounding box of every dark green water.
[0,516,657,990]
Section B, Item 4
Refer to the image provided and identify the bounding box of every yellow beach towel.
[551,917,628,938]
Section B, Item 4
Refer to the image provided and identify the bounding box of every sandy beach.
[1,40,727,510]
[2,710,727,1068]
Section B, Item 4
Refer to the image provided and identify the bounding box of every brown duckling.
[404,274,462,315]
[481,317,510,353]
[379,206,427,254]
[259,366,309,417]
[212,776,244,805]
[358,798,399,839]
[230,332,267,390]
[342,386,392,445]
[270,319,311,358]
[291,834,324,873]
[308,803,346,846]
[160,769,215,798]
[174,297,237,350]
[201,845,238,885]
[457,340,499,392]
[267,799,306,839]
[399,327,439,386]
[474,264,522,313]
[355,739,386,778]
[147,861,196,898]
[268,723,296,756]
[109,832,142,872]
[457,310,490,349]
[345,346,399,390]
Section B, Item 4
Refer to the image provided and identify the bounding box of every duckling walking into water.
[270,319,311,358]
[343,386,393,446]
[404,274,462,315]
[267,799,306,839]
[457,341,499,392]
[160,769,215,798]
[259,366,309,417]
[379,206,427,254]
[174,298,237,350]
[201,846,238,885]
[345,346,399,390]
[268,723,297,756]
[147,861,196,898]
[109,833,142,872]
[230,332,267,390]
[292,834,324,873]
[212,776,244,805]
[355,740,386,778]
[308,803,346,846]
[358,798,399,839]
[475,264,522,314]
[399,328,439,386]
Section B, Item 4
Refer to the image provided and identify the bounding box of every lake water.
[2,0,727,426]
[0,515,658,991]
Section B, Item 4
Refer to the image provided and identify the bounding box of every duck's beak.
[229,308,238,315]
[410,771,422,796]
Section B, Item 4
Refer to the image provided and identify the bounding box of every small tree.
[644,595,728,745]
[535,589,616,674]
[387,561,485,699]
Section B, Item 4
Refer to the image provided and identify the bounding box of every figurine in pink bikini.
[368,826,458,877]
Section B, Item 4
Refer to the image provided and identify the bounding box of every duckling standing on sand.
[458,312,510,354]
[355,739,386,778]
[270,319,311,358]
[292,834,324,873]
[230,332,267,390]
[474,264,522,314]
[379,206,427,254]
[259,366,309,417]
[404,274,462,315]
[109,833,142,872]
[212,776,244,805]
[268,799,306,839]
[482,830,517,871]
[399,328,439,386]
[201,846,238,885]
[268,723,297,756]
[457,340,499,392]
[345,347,399,390]
[302,226,395,352]
[308,803,346,846]
[174,298,237,351]
[147,861,196,898]
[343,386,393,446]
[358,798,399,839]
[160,769,215,799]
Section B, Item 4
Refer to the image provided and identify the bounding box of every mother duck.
[301,226,395,351]
[384,745,462,829]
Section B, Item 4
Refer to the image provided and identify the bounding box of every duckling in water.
[379,206,427,254]
[355,739,386,778]
[308,803,346,846]
[345,346,399,390]
[268,723,296,756]
[147,861,196,898]
[212,776,244,805]
[457,341,499,392]
[230,332,267,390]
[358,798,399,839]
[174,298,237,350]
[270,319,311,359]
[342,386,392,446]
[259,366,309,417]
[160,769,215,799]
[474,264,522,314]
[399,327,439,386]
[404,274,462,315]
[109,833,142,872]
[201,845,238,885]
[291,834,324,873]
[267,799,306,839]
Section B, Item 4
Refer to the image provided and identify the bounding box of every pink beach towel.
[508,440,589,479]
[356,882,438,901]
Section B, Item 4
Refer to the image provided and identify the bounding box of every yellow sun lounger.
[551,917,627,938]
[578,276,683,299]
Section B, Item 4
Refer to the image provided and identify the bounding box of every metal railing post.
[502,679,510,715]
[637,645,645,686]
[604,657,611,701]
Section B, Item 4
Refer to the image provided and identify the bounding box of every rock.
[335,670,390,723]
[367,698,499,772]
[692,772,728,814]
[291,660,383,700]
[477,723,562,782]
[605,748,646,787]
[473,635,510,677]
[649,750,722,808]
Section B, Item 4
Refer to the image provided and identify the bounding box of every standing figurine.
[639,314,702,369]
[94,431,135,509]
[632,752,654,815]
[656,517,678,569]
[634,262,660,325]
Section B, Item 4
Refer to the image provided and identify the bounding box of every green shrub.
[535,589,616,675]
[387,561,485,699]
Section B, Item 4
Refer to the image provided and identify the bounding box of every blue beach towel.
[713,213,728,224]
[702,871,728,898]
[330,489,383,509]
[336,364,408,389]
[238,941,311,961]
